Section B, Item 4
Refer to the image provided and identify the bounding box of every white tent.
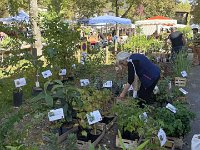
[135,16,177,35]
[0,10,29,24]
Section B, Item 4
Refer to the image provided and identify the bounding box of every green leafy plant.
[173,50,191,77]
[154,102,195,137]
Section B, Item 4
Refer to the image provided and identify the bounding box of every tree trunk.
[115,0,119,17]
[29,0,42,56]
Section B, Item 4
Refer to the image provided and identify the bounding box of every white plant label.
[168,81,172,90]
[103,81,112,88]
[59,69,67,76]
[42,70,52,78]
[35,81,40,87]
[72,64,76,69]
[181,71,187,77]
[80,79,90,86]
[153,85,159,94]
[166,103,177,113]
[48,108,64,122]
[158,128,167,147]
[179,88,188,95]
[123,84,134,91]
[14,78,26,88]
[128,85,133,91]
[133,90,137,98]
[86,110,102,125]
[139,112,148,122]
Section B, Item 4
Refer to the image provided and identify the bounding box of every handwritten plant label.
[42,70,52,78]
[133,90,137,98]
[59,69,67,76]
[80,79,90,86]
[158,128,167,147]
[168,81,172,90]
[166,103,177,113]
[103,81,112,88]
[48,108,64,122]
[181,71,187,77]
[179,88,188,95]
[14,78,26,88]
[86,110,102,125]
[35,81,40,87]
[139,112,148,122]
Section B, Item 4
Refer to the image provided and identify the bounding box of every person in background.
[88,32,97,46]
[116,52,160,105]
[167,27,186,60]
[192,28,200,66]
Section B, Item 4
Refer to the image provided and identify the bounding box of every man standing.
[192,28,200,66]
[168,27,186,60]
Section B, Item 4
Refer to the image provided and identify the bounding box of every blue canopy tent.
[88,15,132,52]
[88,15,132,25]
[0,10,29,24]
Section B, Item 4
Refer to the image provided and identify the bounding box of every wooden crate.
[174,77,187,87]
[57,125,79,144]
[76,123,106,150]
[105,116,117,131]
[167,137,183,150]
[164,138,175,150]
[116,135,138,149]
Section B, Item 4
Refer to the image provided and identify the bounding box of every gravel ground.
[182,53,200,150]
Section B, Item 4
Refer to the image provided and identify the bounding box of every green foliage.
[64,133,77,150]
[177,26,193,40]
[5,145,24,150]
[154,102,195,137]
[113,99,163,139]
[123,35,159,53]
[173,50,191,77]
[41,12,80,75]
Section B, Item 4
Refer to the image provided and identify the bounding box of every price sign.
[103,81,112,88]
[86,110,102,125]
[14,78,26,88]
[59,69,67,76]
[80,79,90,86]
[166,103,177,113]
[48,108,64,122]
[158,128,167,147]
[179,88,188,95]
[42,70,52,78]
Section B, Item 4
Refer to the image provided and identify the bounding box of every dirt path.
[183,64,200,150]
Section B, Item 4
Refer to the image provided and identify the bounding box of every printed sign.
[80,79,90,86]
[59,69,67,76]
[14,78,26,88]
[179,88,188,95]
[86,110,102,125]
[48,108,64,122]
[166,103,177,113]
[103,81,112,88]
[158,128,167,147]
[181,71,187,77]
[42,70,52,78]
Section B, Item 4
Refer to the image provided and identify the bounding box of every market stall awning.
[135,16,177,26]
[88,15,132,25]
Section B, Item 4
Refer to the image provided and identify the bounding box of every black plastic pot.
[77,128,89,142]
[13,90,23,107]
[51,127,62,136]
[68,76,74,81]
[122,129,139,141]
[100,116,114,124]
[47,83,55,91]
[61,123,73,134]
[89,129,102,143]
[32,87,43,96]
